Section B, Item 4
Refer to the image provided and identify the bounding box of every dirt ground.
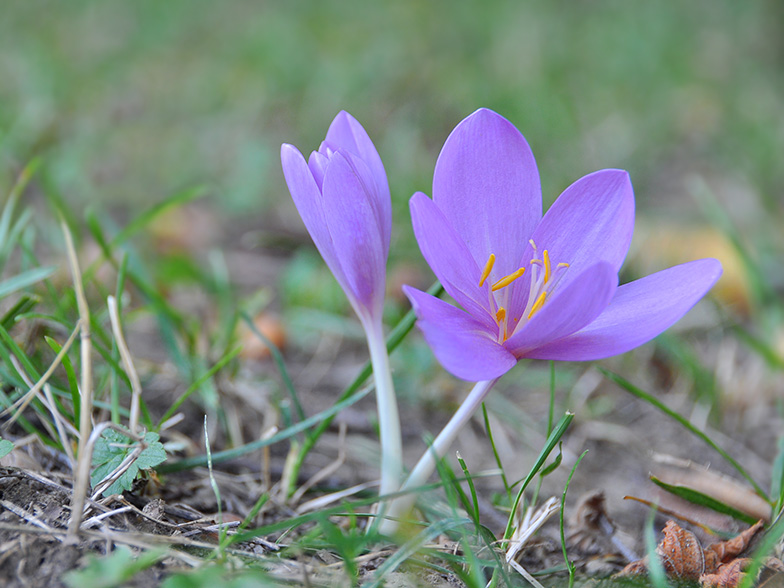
[1,208,782,587]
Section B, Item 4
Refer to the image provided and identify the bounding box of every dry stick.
[107,295,141,436]
[63,219,94,542]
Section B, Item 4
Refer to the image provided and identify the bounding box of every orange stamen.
[543,250,551,283]
[491,267,526,291]
[495,307,506,322]
[527,292,547,319]
[479,254,496,287]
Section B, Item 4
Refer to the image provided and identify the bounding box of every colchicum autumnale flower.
[281,111,402,501]
[404,108,723,382]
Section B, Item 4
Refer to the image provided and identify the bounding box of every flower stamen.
[543,249,551,283]
[527,292,547,319]
[495,307,506,322]
[491,267,526,291]
[478,254,496,287]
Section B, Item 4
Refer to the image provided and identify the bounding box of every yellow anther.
[527,292,547,319]
[479,254,496,287]
[557,262,570,269]
[495,307,506,322]
[543,249,551,283]
[491,267,526,291]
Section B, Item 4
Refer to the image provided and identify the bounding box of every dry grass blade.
[62,218,94,542]
[107,295,142,436]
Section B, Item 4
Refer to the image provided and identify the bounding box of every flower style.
[404,108,723,381]
[281,111,391,326]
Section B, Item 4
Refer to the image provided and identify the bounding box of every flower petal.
[321,150,387,317]
[325,111,391,246]
[432,108,541,280]
[410,192,497,331]
[404,286,517,381]
[281,144,348,290]
[525,258,723,361]
[504,261,618,356]
[529,169,634,281]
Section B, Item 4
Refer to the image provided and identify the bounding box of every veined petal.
[528,169,634,286]
[307,150,329,191]
[433,108,541,279]
[410,192,497,331]
[404,286,517,381]
[321,151,387,317]
[339,149,390,259]
[505,261,618,356]
[281,144,348,290]
[525,258,723,361]
[325,111,391,247]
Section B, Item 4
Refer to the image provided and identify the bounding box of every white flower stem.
[378,377,500,535]
[364,317,403,514]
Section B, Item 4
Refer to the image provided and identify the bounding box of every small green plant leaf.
[91,429,166,496]
[63,545,164,588]
[650,475,758,525]
[0,438,13,459]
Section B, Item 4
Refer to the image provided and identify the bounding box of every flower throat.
[478,240,569,343]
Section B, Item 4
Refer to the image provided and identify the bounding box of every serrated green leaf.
[650,475,758,525]
[91,429,166,496]
[0,438,13,459]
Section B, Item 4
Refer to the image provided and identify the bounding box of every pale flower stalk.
[281,111,402,503]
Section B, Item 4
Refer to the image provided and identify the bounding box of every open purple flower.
[404,108,722,381]
[281,111,391,325]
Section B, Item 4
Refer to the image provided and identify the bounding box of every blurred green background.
[1,0,782,287]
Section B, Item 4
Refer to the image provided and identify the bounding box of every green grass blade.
[560,450,588,588]
[364,517,472,588]
[599,367,769,500]
[240,310,305,425]
[158,385,372,473]
[156,345,242,430]
[0,266,56,299]
[504,411,574,541]
[771,436,784,509]
[45,336,80,425]
[1,295,38,330]
[482,403,511,504]
[109,185,207,249]
[644,507,669,588]
[649,475,758,525]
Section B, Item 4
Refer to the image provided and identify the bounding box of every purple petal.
[325,111,391,246]
[504,261,618,356]
[410,192,497,331]
[321,151,387,316]
[404,286,517,381]
[281,144,348,290]
[432,109,541,281]
[525,258,723,361]
[307,150,329,191]
[338,149,390,259]
[528,169,635,281]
